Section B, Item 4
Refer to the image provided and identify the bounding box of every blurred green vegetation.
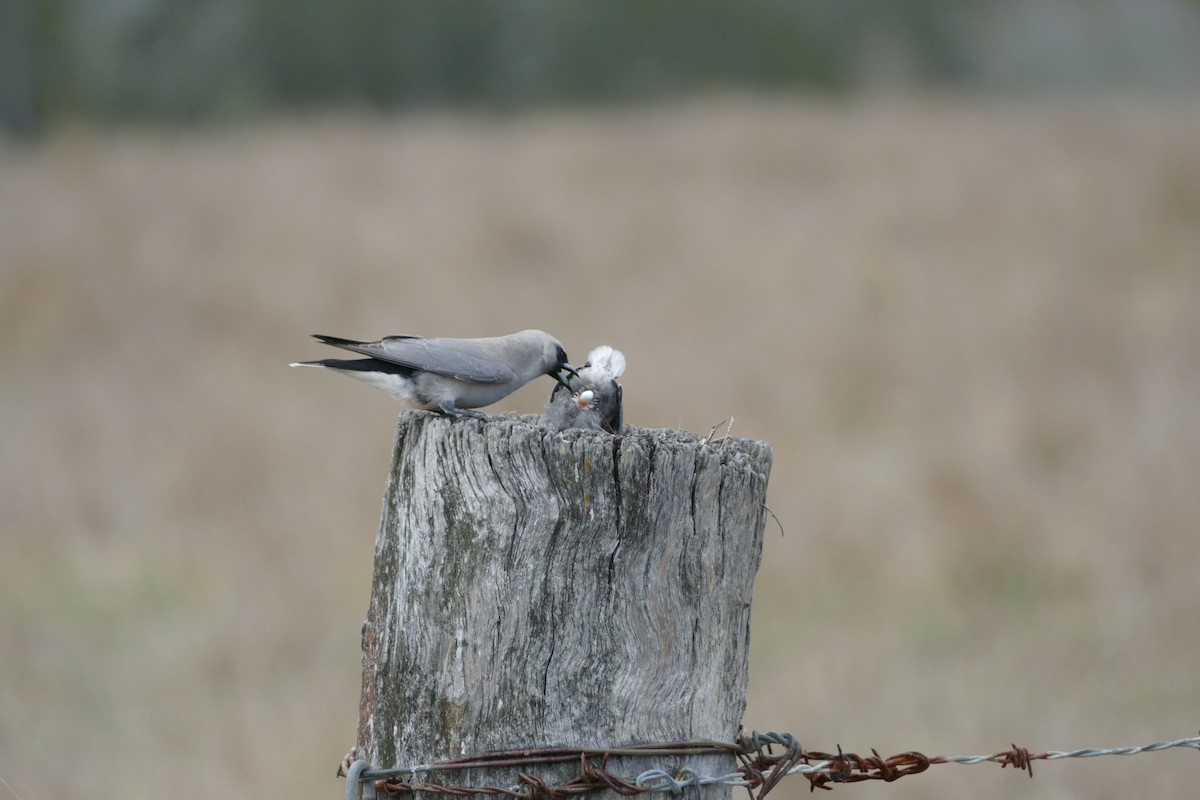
[4,0,1200,135]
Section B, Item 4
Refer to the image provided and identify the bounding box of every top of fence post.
[357,412,773,799]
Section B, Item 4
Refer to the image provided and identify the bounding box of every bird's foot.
[438,402,488,421]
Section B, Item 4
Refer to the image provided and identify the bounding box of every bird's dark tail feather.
[292,357,415,376]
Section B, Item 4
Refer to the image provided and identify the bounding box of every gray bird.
[291,330,577,420]
[545,345,626,434]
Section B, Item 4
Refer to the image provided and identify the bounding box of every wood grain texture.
[358,412,773,798]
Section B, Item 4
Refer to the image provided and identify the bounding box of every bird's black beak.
[554,363,578,389]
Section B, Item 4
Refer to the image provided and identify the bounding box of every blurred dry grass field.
[2,96,1199,799]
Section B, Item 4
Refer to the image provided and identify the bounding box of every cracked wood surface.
[358,412,773,798]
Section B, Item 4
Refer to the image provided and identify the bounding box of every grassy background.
[3,96,1199,798]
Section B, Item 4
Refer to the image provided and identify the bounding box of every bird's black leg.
[438,401,487,421]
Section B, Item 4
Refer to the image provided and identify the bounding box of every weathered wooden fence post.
[357,412,773,799]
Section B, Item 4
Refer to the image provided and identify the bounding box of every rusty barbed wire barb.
[1000,743,1034,777]
[343,733,1200,797]
[789,748,931,791]
[583,756,646,797]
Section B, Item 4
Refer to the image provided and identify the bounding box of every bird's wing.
[600,382,623,434]
[585,346,626,379]
[313,334,514,384]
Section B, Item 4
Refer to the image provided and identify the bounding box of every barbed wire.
[339,730,1200,799]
